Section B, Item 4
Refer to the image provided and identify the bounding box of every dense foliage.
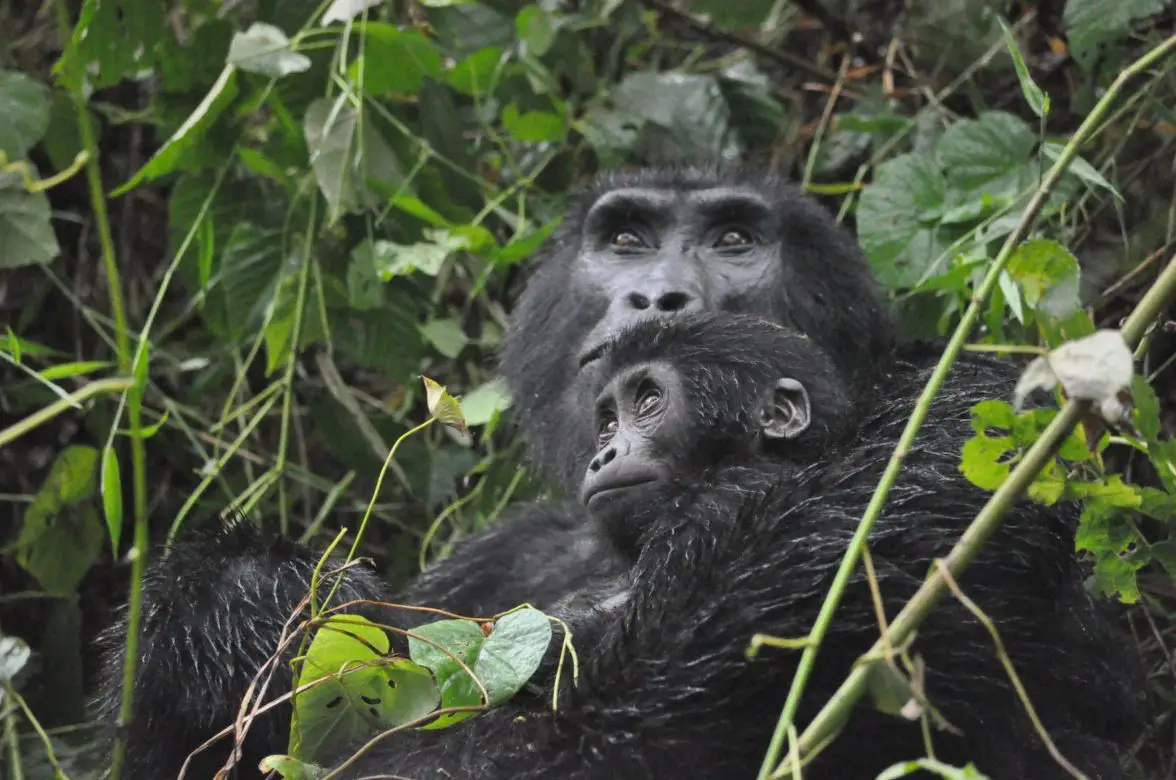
[1,0,1174,777]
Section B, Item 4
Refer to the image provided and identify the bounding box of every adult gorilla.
[93,166,918,777]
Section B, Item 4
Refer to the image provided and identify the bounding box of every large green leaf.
[0,170,60,268]
[115,66,240,195]
[15,445,104,596]
[0,71,51,158]
[351,24,443,96]
[935,111,1035,196]
[856,154,950,289]
[603,71,742,163]
[304,97,403,223]
[54,0,170,91]
[1063,0,1166,70]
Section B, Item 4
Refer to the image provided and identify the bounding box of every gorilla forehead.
[598,312,812,383]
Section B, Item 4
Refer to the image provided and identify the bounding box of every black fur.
[329,327,1142,779]
[90,168,1138,779]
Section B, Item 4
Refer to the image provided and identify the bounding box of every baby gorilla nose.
[589,438,630,472]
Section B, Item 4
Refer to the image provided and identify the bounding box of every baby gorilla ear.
[760,377,812,440]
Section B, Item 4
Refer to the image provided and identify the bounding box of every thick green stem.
[52,4,150,780]
[758,30,1176,779]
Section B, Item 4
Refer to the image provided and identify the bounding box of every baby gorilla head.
[579,312,850,552]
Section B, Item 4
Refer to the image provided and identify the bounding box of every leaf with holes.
[293,615,440,762]
[1013,330,1134,423]
[54,0,169,91]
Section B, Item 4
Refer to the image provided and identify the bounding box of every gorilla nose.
[624,291,699,313]
[589,437,630,472]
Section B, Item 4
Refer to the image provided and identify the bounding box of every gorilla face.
[572,186,784,370]
[498,167,893,493]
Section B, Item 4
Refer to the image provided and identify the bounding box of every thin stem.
[758,30,1176,779]
[51,8,149,778]
[0,378,134,448]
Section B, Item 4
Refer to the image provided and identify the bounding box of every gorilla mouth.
[582,476,661,507]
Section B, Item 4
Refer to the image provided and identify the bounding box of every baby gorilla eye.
[611,230,646,250]
[715,229,752,248]
[597,411,619,446]
[634,380,663,419]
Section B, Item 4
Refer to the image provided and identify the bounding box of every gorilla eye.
[611,230,647,251]
[715,229,753,249]
[597,408,619,446]
[634,380,663,419]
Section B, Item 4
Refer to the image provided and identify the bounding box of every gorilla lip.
[581,476,660,507]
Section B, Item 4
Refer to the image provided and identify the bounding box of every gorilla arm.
[335,454,1138,780]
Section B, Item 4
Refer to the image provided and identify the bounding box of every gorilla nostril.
[656,291,692,312]
[627,293,651,310]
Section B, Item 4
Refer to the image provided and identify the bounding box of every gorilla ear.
[761,377,812,440]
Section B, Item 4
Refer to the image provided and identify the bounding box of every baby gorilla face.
[580,361,687,512]
[578,314,833,555]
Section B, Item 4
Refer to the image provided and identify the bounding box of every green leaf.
[608,71,741,163]
[998,19,1049,118]
[1040,143,1122,201]
[370,228,472,280]
[502,105,565,143]
[469,608,552,705]
[227,23,312,78]
[959,434,1014,491]
[350,25,443,96]
[1149,539,1176,580]
[101,447,123,555]
[36,360,114,381]
[0,170,60,268]
[935,111,1035,194]
[346,242,385,311]
[877,758,989,779]
[420,319,469,360]
[53,0,169,91]
[15,445,104,595]
[1063,0,1166,71]
[459,380,512,427]
[856,153,949,289]
[446,47,504,96]
[516,6,556,57]
[408,618,486,729]
[114,66,239,195]
[304,97,403,223]
[294,615,440,763]
[687,0,777,26]
[717,60,786,148]
[1006,238,1081,318]
[422,376,469,435]
[0,71,51,158]
[259,755,326,780]
[968,399,1016,434]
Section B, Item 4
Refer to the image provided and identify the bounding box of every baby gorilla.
[331,311,1137,779]
[580,311,849,558]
